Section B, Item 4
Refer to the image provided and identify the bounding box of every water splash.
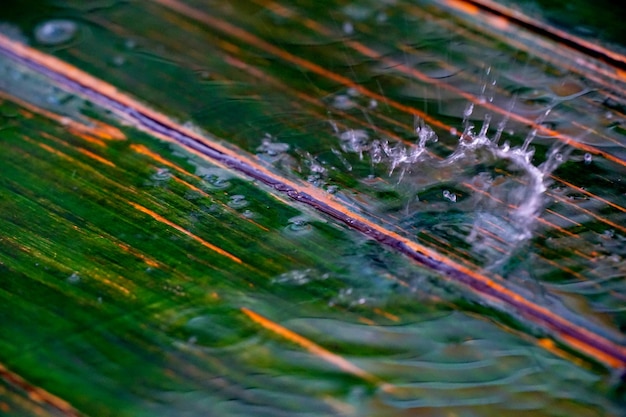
[330,107,571,271]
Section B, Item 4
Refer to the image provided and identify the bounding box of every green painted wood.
[0,0,625,415]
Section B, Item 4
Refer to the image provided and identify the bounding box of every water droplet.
[34,20,78,46]
[272,268,314,285]
[228,194,248,209]
[463,103,474,118]
[111,55,126,66]
[256,134,289,156]
[443,190,457,202]
[342,21,354,35]
[332,94,356,110]
[242,209,254,218]
[203,174,231,189]
[584,153,592,164]
[124,38,136,49]
[67,272,80,284]
[285,215,312,235]
[151,168,171,182]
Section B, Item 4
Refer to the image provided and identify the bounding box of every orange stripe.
[241,307,393,390]
[464,0,626,68]
[252,0,626,167]
[2,31,624,368]
[114,241,162,268]
[76,147,116,167]
[0,363,81,417]
[128,200,242,264]
[152,0,450,133]
[553,176,626,214]
[549,193,626,235]
[213,1,624,237]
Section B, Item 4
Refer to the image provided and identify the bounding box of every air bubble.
[584,153,592,164]
[67,272,80,284]
[34,20,78,46]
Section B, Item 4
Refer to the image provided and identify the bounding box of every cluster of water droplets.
[330,116,439,182]
[328,95,571,269]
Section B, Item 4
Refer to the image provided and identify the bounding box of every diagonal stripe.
[0,33,624,370]
[241,307,394,390]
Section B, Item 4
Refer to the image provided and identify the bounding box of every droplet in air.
[34,20,78,46]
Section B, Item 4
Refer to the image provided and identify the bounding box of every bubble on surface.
[34,20,78,46]
[272,268,318,285]
[227,194,248,209]
[151,168,171,182]
[201,173,231,189]
[285,215,313,235]
[256,133,289,157]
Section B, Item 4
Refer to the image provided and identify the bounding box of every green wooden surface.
[0,1,625,415]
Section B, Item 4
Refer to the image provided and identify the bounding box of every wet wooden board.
[0,0,625,415]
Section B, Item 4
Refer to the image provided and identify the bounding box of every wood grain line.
[0,31,624,370]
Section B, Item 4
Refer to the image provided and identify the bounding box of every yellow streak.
[127,201,242,264]
[241,307,394,391]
